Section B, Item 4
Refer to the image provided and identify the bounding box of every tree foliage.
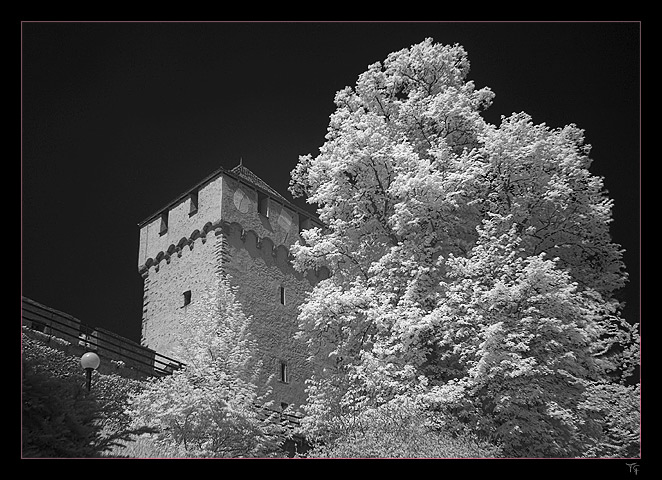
[21,332,146,457]
[303,396,502,458]
[125,276,284,458]
[289,38,639,457]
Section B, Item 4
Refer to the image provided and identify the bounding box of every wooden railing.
[22,297,184,377]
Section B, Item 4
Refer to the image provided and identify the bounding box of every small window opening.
[183,290,192,307]
[257,190,269,217]
[280,402,289,412]
[299,215,312,233]
[279,361,289,383]
[279,286,285,305]
[159,211,169,235]
[189,190,199,216]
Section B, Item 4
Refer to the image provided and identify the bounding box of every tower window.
[279,361,289,383]
[299,215,312,233]
[279,286,285,305]
[183,290,192,307]
[159,211,168,235]
[257,190,269,217]
[189,190,199,216]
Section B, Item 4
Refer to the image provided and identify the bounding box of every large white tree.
[290,39,638,457]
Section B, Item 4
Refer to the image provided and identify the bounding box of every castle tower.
[137,162,325,408]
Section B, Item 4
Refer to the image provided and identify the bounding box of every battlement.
[138,164,321,271]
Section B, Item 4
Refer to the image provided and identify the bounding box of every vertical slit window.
[159,211,168,235]
[279,361,289,383]
[257,190,269,217]
[189,190,199,216]
[280,286,285,305]
[183,290,192,307]
[299,215,310,233]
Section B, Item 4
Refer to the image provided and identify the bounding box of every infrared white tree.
[290,39,638,457]
[126,276,282,458]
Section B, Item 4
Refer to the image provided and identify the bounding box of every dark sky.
[21,21,640,344]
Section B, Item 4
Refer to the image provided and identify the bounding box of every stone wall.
[140,226,221,355]
[222,221,318,407]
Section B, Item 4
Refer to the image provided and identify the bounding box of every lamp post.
[80,351,100,392]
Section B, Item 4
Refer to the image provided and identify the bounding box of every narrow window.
[299,215,311,233]
[279,361,289,383]
[257,190,269,217]
[159,211,168,235]
[183,290,192,307]
[279,286,285,305]
[189,190,199,216]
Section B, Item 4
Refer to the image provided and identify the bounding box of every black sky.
[21,21,640,344]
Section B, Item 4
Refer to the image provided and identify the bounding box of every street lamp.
[80,351,100,391]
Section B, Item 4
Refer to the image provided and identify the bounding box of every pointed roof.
[231,161,287,202]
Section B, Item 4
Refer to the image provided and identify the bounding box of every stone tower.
[137,162,326,408]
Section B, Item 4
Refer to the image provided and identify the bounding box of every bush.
[303,399,502,458]
[22,333,148,457]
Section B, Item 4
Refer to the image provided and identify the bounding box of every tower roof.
[230,162,287,202]
[137,161,315,228]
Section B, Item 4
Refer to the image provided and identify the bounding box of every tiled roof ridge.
[231,163,287,201]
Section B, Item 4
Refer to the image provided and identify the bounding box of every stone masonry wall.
[222,222,316,408]
[217,174,321,407]
[140,229,220,356]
